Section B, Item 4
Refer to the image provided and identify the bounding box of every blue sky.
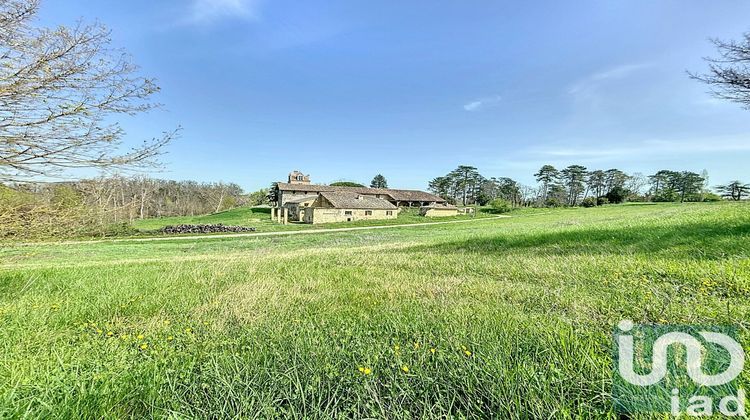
[39,0,750,191]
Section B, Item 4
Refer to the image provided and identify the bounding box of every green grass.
[130,206,490,235]
[1,202,748,418]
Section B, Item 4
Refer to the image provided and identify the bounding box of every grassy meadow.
[1,202,749,418]
[130,206,491,235]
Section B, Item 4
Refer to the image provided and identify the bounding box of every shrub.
[702,193,722,202]
[597,197,610,206]
[581,197,597,207]
[489,198,513,213]
[545,197,562,207]
[0,184,117,240]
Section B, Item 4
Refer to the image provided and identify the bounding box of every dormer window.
[297,175,303,181]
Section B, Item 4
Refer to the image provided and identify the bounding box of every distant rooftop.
[276,182,445,203]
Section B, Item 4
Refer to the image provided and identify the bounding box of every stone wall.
[421,208,459,217]
[304,208,398,224]
[283,198,316,221]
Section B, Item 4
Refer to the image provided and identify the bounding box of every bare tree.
[0,0,177,182]
[625,172,648,195]
[691,32,750,108]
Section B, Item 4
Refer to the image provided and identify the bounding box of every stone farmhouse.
[303,192,398,224]
[270,171,447,224]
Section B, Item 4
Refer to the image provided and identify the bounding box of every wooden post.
[283,207,288,224]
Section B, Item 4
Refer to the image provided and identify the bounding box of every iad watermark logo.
[613,320,746,417]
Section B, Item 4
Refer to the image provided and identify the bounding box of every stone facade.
[301,192,399,224]
[420,203,459,217]
[283,196,317,221]
[274,171,445,207]
[278,189,320,206]
[421,207,459,217]
[303,208,397,224]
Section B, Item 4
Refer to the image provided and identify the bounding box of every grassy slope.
[130,206,490,234]
[130,207,273,230]
[0,203,748,418]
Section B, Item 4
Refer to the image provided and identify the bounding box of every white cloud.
[187,0,262,24]
[529,136,750,162]
[568,63,652,96]
[463,95,501,112]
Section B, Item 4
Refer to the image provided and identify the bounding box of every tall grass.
[0,202,748,417]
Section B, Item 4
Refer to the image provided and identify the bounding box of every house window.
[386,211,393,216]
[345,211,353,215]
[365,210,372,216]
[297,175,303,181]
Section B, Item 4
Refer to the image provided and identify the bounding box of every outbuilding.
[304,192,398,224]
[420,203,459,217]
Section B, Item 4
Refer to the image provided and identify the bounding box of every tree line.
[428,165,527,207]
[429,165,744,207]
[0,176,267,239]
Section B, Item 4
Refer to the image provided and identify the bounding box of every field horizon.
[1,202,748,418]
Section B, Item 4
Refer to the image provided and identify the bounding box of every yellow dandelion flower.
[106,331,114,337]
[401,365,409,373]
[358,367,365,373]
[167,336,174,341]
[430,348,436,354]
[184,328,193,334]
[394,344,400,351]
[464,350,472,357]
[137,334,145,340]
[96,329,103,335]
[364,368,372,375]
[139,343,148,350]
[413,342,420,349]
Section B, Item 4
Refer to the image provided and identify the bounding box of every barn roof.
[318,192,398,210]
[276,183,445,203]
